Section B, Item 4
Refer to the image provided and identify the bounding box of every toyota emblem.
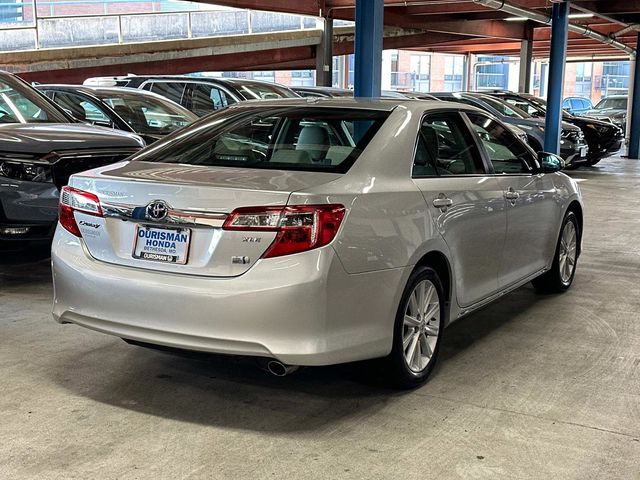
[145,200,169,221]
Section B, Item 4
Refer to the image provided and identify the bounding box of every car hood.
[568,116,622,131]
[0,123,144,157]
[584,108,626,117]
[514,117,580,132]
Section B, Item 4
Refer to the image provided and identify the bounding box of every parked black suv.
[0,72,144,250]
[488,91,623,165]
[83,75,299,116]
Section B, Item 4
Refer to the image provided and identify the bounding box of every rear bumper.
[52,226,404,366]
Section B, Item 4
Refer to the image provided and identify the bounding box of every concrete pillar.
[627,35,640,159]
[543,1,570,155]
[519,39,533,93]
[315,16,333,87]
[354,0,384,97]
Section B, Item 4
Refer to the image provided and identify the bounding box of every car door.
[411,111,507,307]
[465,112,561,288]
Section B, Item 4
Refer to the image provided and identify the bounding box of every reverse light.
[224,204,346,258]
[59,186,103,237]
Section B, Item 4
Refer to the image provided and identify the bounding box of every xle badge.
[232,256,251,265]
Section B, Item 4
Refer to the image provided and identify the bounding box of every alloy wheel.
[402,279,441,373]
[559,220,577,284]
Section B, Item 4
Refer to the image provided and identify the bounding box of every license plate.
[580,146,588,158]
[133,225,191,264]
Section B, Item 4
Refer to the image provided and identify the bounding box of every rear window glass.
[132,107,390,173]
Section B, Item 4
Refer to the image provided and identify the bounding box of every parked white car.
[52,98,583,387]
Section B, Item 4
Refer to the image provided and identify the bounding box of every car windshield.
[99,91,196,135]
[234,82,298,100]
[0,77,69,124]
[503,97,544,116]
[480,96,530,119]
[594,97,627,110]
[132,106,390,174]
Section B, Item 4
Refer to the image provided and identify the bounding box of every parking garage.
[1,1,640,478]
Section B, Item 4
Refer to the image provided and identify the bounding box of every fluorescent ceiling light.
[568,13,595,19]
[505,12,594,21]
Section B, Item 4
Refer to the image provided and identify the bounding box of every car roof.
[221,96,482,114]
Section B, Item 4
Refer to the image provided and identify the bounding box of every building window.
[409,54,431,92]
[443,56,464,91]
[475,56,510,91]
[290,70,315,87]
[600,61,630,95]
[574,63,592,97]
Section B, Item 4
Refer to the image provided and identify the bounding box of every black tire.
[381,266,445,389]
[587,156,602,166]
[532,211,580,293]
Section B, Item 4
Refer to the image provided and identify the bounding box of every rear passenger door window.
[147,82,186,106]
[466,113,535,174]
[51,91,111,124]
[189,84,237,116]
[412,112,485,177]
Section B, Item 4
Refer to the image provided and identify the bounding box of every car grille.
[49,149,139,190]
[561,130,584,142]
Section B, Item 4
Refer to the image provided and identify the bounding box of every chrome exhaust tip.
[266,360,299,377]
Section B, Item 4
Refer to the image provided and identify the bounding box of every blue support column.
[628,35,640,159]
[354,0,384,98]
[543,1,570,154]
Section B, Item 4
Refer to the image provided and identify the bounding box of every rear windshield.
[132,106,390,173]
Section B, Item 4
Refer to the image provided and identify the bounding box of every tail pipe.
[266,360,299,377]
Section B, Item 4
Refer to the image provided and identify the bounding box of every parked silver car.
[51,99,583,387]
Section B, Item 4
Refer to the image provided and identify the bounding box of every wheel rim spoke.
[404,314,420,328]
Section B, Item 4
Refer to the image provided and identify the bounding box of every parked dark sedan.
[581,95,628,132]
[432,92,589,168]
[0,72,144,250]
[489,92,623,165]
[83,75,299,116]
[37,85,197,145]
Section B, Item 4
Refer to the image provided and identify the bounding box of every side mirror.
[537,151,565,173]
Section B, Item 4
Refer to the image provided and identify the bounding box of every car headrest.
[296,125,330,162]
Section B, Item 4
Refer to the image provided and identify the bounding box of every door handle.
[504,187,520,201]
[433,194,453,211]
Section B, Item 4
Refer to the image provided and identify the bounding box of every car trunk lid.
[69,161,342,277]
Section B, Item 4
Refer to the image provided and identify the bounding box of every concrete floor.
[1,156,639,480]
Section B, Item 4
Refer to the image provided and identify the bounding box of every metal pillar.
[462,52,472,91]
[628,34,640,159]
[543,1,569,154]
[315,16,333,87]
[354,0,384,97]
[518,39,533,93]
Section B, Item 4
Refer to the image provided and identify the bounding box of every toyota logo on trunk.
[145,200,169,221]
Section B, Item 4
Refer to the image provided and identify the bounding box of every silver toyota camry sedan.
[52,98,583,388]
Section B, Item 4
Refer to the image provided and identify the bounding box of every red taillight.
[58,186,103,237]
[223,204,346,258]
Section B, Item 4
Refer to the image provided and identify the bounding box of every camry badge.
[145,200,169,221]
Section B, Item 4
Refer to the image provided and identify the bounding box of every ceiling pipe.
[613,24,640,39]
[473,0,636,56]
